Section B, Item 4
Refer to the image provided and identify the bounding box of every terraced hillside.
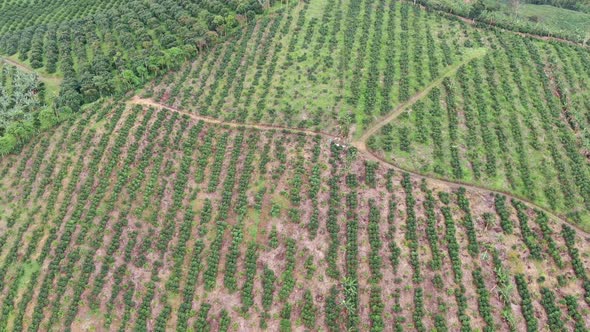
[0,99,589,331]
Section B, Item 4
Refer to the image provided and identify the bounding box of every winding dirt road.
[130,96,343,139]
[351,49,589,234]
[360,149,590,234]
[0,56,62,87]
[128,52,590,235]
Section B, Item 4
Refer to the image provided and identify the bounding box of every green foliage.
[0,133,16,156]
[473,268,495,331]
[367,200,382,282]
[512,200,542,260]
[369,286,384,332]
[540,287,565,332]
[301,290,317,329]
[1,2,590,331]
[564,296,587,332]
[413,287,426,332]
[240,244,258,311]
[423,188,442,270]
[261,266,276,311]
[402,173,421,282]
[278,238,296,301]
[279,303,292,332]
[494,195,513,234]
[515,274,539,332]
[194,303,211,332]
[456,187,479,256]
[325,286,341,332]
[562,225,590,305]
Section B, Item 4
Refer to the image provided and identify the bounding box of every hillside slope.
[0,0,590,331]
[0,100,589,330]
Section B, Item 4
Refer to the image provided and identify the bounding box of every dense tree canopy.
[0,0,265,153]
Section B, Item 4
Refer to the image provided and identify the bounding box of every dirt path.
[0,57,34,73]
[361,149,590,234]
[129,92,589,235]
[354,47,487,147]
[129,96,343,139]
[0,56,63,87]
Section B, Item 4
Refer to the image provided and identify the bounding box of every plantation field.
[147,0,478,137]
[0,0,256,80]
[0,100,589,331]
[143,0,590,228]
[0,0,590,331]
[368,26,590,228]
[0,0,264,154]
[416,0,590,43]
[518,4,590,36]
[0,0,125,34]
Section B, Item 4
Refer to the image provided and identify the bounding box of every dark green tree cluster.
[0,0,265,153]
